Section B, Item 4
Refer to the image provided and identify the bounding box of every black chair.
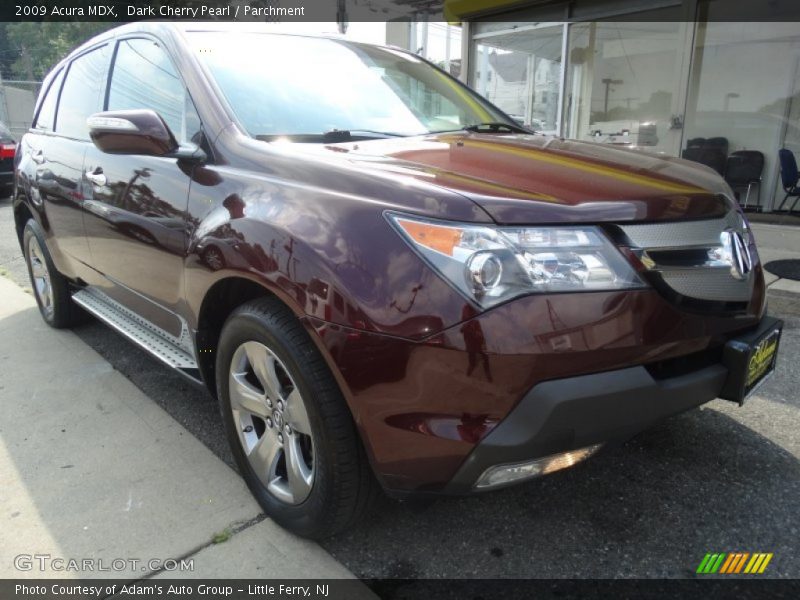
[681,137,728,176]
[777,148,800,213]
[703,137,729,175]
[725,150,764,210]
[681,146,703,161]
[706,137,729,156]
[685,137,706,149]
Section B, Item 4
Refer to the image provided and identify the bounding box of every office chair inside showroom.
[681,137,728,175]
[777,148,800,212]
[725,150,764,210]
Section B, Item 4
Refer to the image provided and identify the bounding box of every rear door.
[82,36,202,337]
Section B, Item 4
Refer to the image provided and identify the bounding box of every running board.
[72,288,199,372]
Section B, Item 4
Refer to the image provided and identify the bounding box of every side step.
[72,288,199,373]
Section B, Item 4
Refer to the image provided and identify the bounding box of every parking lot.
[1,196,799,579]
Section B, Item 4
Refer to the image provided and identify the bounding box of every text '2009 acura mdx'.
[14,23,782,538]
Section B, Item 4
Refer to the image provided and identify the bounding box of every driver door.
[83,36,203,337]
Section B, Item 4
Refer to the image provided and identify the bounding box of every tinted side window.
[34,68,65,132]
[108,38,199,143]
[56,45,110,140]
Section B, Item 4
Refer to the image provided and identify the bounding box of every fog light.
[474,444,603,489]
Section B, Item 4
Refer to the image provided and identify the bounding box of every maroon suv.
[14,23,782,538]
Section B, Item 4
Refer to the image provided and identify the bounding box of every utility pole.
[602,78,623,118]
[0,70,7,127]
[21,45,35,82]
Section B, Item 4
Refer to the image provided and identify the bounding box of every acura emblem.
[272,410,284,430]
[720,228,752,281]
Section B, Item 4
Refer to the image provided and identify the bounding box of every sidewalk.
[751,223,800,317]
[0,276,372,590]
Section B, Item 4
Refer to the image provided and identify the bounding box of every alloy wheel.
[27,236,54,320]
[228,341,315,504]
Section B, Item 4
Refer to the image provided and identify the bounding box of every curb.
[767,279,800,318]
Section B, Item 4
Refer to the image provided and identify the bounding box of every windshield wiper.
[255,129,407,144]
[462,122,533,134]
[328,129,406,139]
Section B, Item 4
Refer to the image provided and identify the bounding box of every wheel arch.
[13,197,35,251]
[195,275,277,397]
[193,274,354,416]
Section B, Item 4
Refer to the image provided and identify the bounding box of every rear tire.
[216,296,376,538]
[22,220,77,328]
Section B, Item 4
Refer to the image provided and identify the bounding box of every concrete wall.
[0,82,39,138]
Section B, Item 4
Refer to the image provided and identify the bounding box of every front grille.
[620,211,740,249]
[615,209,756,310]
[656,268,753,302]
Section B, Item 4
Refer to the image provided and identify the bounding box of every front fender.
[183,167,473,340]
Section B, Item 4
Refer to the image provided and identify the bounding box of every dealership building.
[393,0,800,212]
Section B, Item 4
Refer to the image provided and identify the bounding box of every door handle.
[32,150,45,165]
[85,169,107,187]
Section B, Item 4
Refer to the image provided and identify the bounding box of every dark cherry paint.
[14,23,766,493]
[88,109,180,156]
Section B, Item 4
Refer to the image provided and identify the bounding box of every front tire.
[22,220,77,328]
[216,296,376,538]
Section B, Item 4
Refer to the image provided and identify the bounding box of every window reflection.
[108,38,199,143]
[565,22,684,153]
[189,32,505,137]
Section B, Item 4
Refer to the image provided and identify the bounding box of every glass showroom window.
[564,22,690,155]
[471,23,564,134]
[413,22,462,79]
[683,21,800,211]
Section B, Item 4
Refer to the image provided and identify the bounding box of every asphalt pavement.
[2,195,799,580]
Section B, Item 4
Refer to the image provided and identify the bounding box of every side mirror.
[87,109,205,163]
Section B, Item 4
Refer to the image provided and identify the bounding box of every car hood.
[299,132,732,224]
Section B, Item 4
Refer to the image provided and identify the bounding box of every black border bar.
[2,579,800,600]
[2,0,800,22]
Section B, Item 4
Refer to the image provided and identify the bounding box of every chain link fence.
[0,80,41,138]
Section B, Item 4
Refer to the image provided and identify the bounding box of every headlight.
[388,213,647,309]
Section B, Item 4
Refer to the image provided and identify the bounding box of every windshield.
[187,32,511,139]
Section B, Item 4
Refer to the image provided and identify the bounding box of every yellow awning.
[444,0,535,23]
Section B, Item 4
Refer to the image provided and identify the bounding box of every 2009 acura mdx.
[13,23,782,538]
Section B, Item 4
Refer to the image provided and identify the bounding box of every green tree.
[4,22,116,80]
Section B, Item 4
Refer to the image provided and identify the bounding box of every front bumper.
[443,361,727,493]
[309,285,767,495]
